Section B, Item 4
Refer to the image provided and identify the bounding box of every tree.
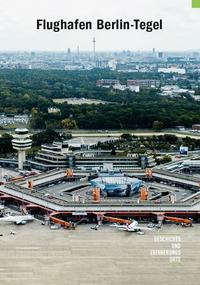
[32,129,61,147]
[152,121,164,131]
[26,147,40,158]
[30,113,46,129]
[161,155,172,164]
[110,146,116,155]
[61,118,78,129]
[0,134,13,155]
[120,133,132,141]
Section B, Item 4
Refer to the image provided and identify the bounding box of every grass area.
[53,98,110,105]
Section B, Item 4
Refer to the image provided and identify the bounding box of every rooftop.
[65,136,118,147]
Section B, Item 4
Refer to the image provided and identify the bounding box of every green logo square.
[192,0,200,8]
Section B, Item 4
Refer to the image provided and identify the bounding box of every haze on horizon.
[0,0,199,52]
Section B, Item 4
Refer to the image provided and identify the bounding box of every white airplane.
[0,214,34,225]
[110,220,152,235]
[0,205,4,211]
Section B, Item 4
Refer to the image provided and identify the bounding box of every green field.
[53,98,109,105]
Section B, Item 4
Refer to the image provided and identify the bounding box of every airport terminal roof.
[65,137,118,148]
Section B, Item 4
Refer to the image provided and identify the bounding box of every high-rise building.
[77,46,80,59]
[67,48,71,57]
[12,128,32,170]
[93,36,96,59]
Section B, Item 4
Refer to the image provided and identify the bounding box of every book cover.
[0,1,199,284]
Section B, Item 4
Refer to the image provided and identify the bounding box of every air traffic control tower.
[12,128,32,170]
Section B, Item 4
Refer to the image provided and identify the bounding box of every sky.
[0,0,199,52]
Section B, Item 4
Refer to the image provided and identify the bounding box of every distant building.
[67,48,71,57]
[97,80,140,92]
[113,84,127,91]
[74,154,155,171]
[191,95,200,101]
[29,138,156,171]
[176,126,185,131]
[64,63,84,71]
[158,67,186,74]
[161,85,195,97]
[95,60,108,69]
[116,63,138,72]
[192,124,200,131]
[32,142,70,170]
[108,60,117,70]
[127,80,160,88]
[66,137,118,150]
[96,79,120,87]
[48,107,61,114]
[128,85,140,92]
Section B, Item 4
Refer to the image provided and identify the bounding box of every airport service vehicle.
[153,213,193,227]
[94,212,152,235]
[0,214,34,225]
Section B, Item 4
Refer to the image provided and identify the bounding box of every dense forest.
[0,69,200,129]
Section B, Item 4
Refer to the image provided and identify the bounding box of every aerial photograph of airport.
[0,0,200,284]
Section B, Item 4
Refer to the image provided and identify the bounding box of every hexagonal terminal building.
[12,128,32,170]
[91,172,144,197]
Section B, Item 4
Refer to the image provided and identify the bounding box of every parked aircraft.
[0,205,4,211]
[111,220,152,235]
[0,214,34,225]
